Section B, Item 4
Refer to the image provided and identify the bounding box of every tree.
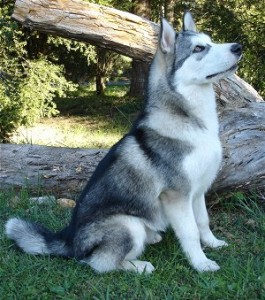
[95,47,108,95]
[128,0,151,98]
[164,0,176,25]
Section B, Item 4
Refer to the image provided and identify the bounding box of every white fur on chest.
[179,83,222,196]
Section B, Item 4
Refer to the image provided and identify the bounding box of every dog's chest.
[183,128,222,195]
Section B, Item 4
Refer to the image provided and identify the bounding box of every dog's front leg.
[161,191,220,272]
[192,194,228,248]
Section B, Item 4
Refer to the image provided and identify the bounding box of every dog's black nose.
[231,43,243,56]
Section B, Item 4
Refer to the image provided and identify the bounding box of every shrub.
[0,3,76,142]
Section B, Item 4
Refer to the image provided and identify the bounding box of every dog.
[5,11,242,273]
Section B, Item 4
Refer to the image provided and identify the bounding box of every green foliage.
[46,36,97,83]
[0,6,26,141]
[20,59,77,121]
[0,3,77,142]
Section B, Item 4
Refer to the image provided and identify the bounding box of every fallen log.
[0,145,107,197]
[1,102,264,197]
[215,102,265,194]
[12,0,159,63]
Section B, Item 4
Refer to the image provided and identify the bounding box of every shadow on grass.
[55,85,142,118]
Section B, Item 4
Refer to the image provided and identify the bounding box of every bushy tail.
[5,217,72,257]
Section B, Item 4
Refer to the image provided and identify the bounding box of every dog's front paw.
[203,238,228,249]
[193,258,220,272]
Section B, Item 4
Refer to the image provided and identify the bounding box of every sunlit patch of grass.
[10,85,142,148]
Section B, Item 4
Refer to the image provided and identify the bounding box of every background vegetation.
[0,0,264,142]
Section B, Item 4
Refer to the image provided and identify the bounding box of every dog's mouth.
[206,64,238,79]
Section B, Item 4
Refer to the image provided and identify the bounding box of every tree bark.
[0,145,106,197]
[3,0,264,197]
[214,102,265,194]
[95,47,107,95]
[12,0,159,63]
[128,0,151,98]
[164,0,176,26]
[129,60,149,97]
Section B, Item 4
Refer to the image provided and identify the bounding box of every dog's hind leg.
[120,217,155,274]
[192,195,228,248]
[78,216,154,274]
[119,226,160,273]
[161,192,220,272]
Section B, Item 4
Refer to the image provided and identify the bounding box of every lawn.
[0,190,264,299]
[2,86,265,299]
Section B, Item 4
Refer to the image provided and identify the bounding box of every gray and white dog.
[5,12,242,273]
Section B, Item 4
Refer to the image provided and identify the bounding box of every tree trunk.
[0,145,106,197]
[214,102,265,194]
[3,0,264,197]
[129,60,149,97]
[95,75,105,95]
[164,0,175,26]
[129,0,151,98]
[95,47,107,95]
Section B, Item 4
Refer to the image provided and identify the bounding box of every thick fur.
[5,12,242,273]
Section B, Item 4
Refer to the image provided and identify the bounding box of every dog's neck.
[146,75,219,136]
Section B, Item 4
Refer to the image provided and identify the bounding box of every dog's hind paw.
[193,258,220,272]
[148,233,162,244]
[121,260,155,274]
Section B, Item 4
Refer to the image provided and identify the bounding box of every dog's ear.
[183,11,196,32]
[160,18,176,54]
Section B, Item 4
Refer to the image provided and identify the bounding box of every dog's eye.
[193,45,205,53]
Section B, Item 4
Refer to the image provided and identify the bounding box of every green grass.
[1,190,264,299]
[11,85,142,148]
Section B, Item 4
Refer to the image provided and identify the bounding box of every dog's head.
[159,11,242,86]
